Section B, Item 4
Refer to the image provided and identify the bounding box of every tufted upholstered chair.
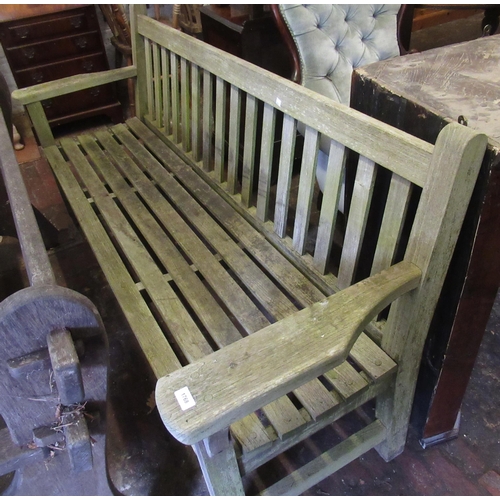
[272,5,407,210]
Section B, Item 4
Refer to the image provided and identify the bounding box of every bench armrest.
[12,66,137,106]
[156,261,421,445]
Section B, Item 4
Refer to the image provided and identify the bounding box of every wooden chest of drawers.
[0,5,122,127]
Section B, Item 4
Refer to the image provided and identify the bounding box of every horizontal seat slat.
[324,361,369,400]
[95,130,270,337]
[43,145,180,379]
[113,122,300,321]
[80,132,243,349]
[59,137,214,364]
[126,117,326,308]
[349,333,397,381]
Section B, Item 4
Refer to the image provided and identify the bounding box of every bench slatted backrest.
[134,14,436,297]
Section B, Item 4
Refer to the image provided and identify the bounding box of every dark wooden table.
[351,34,500,446]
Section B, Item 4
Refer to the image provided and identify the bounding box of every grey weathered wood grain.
[256,103,276,222]
[292,126,319,255]
[144,39,154,120]
[126,117,326,309]
[214,76,226,183]
[202,68,213,171]
[170,51,180,143]
[62,136,213,363]
[273,113,297,238]
[0,112,54,285]
[227,84,241,194]
[337,156,377,289]
[314,139,346,274]
[24,102,55,148]
[161,46,171,135]
[152,41,162,126]
[261,420,386,496]
[180,57,191,151]
[371,173,412,276]
[12,66,136,105]
[20,13,488,494]
[44,145,180,379]
[241,94,258,207]
[191,63,202,161]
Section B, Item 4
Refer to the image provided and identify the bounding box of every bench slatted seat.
[12,6,488,495]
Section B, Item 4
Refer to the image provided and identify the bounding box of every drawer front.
[15,54,108,88]
[41,85,115,121]
[0,7,96,47]
[7,32,102,70]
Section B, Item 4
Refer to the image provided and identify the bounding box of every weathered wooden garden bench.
[12,6,487,495]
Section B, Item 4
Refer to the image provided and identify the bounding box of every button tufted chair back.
[272,5,404,207]
[276,4,401,105]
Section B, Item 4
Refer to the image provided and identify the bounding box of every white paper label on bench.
[175,386,196,411]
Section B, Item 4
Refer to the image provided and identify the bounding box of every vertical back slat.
[227,85,242,194]
[191,63,202,162]
[256,103,277,222]
[241,94,258,207]
[214,76,226,183]
[274,114,297,238]
[144,39,153,118]
[202,69,213,171]
[161,46,171,135]
[170,51,180,143]
[292,126,319,255]
[313,140,346,274]
[152,41,161,126]
[180,57,191,152]
[337,155,377,289]
[371,174,412,275]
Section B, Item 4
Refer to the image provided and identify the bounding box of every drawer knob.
[71,17,83,29]
[75,36,88,49]
[22,47,35,59]
[14,27,30,39]
[82,60,94,72]
[32,71,44,84]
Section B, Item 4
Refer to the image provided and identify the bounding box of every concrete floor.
[1,8,499,496]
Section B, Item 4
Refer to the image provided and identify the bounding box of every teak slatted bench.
[12,6,487,495]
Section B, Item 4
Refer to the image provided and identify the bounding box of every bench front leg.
[193,429,245,496]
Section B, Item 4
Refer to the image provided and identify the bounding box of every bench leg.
[375,379,412,461]
[193,429,245,496]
